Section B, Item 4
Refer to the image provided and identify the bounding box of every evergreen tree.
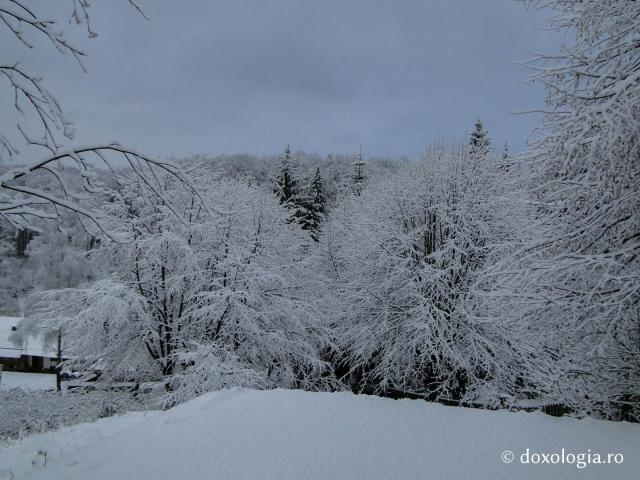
[273,145,300,206]
[501,142,509,161]
[296,167,327,241]
[273,145,315,229]
[310,167,327,218]
[498,142,513,173]
[469,117,491,159]
[351,147,367,196]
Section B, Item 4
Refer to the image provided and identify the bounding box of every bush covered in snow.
[0,389,145,442]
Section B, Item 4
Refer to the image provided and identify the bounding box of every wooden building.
[0,316,60,373]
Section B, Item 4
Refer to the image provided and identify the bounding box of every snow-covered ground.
[0,372,56,391]
[0,389,638,480]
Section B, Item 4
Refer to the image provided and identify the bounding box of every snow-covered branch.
[1,144,212,240]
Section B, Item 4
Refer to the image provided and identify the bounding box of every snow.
[0,372,56,391]
[0,411,157,478]
[0,317,21,359]
[0,316,58,359]
[1,389,638,480]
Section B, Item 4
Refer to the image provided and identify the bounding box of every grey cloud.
[0,0,562,161]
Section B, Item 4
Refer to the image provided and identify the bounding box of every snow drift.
[1,389,638,480]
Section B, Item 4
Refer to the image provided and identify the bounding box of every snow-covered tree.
[27,173,333,400]
[273,146,300,206]
[501,142,509,162]
[507,0,640,420]
[324,143,520,402]
[469,118,491,160]
[350,148,367,196]
[296,167,327,241]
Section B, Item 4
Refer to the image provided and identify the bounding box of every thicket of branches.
[506,0,640,419]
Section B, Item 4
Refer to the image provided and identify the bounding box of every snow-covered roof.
[0,316,58,359]
[0,316,22,359]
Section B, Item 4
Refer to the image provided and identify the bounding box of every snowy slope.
[1,389,638,480]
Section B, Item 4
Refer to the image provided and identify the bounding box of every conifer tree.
[469,118,491,159]
[351,147,367,196]
[273,145,313,230]
[273,145,300,206]
[498,142,513,172]
[501,142,509,160]
[310,167,327,218]
[296,167,327,241]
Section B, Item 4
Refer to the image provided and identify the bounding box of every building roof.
[0,316,59,359]
[0,316,22,358]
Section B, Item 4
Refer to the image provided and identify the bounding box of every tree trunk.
[56,328,62,392]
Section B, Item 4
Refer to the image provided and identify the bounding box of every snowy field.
[0,372,56,392]
[0,389,637,480]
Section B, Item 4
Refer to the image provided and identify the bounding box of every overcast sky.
[1,1,562,161]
